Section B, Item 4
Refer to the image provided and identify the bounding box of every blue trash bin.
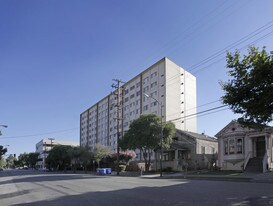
[106,168,111,174]
[98,168,106,175]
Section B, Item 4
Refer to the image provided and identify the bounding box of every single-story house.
[152,129,218,171]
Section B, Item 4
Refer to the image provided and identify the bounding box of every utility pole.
[48,138,55,150]
[111,79,124,176]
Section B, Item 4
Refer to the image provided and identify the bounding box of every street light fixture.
[144,93,163,177]
[0,124,8,136]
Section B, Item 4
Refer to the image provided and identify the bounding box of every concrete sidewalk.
[140,171,273,183]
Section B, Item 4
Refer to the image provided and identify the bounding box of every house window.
[224,140,228,155]
[237,138,243,154]
[229,139,235,154]
[201,146,205,160]
[163,153,169,161]
[211,147,215,154]
[201,146,205,154]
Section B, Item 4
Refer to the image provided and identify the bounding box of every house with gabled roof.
[155,129,218,171]
[216,121,273,173]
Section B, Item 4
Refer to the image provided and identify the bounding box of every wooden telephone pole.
[111,79,124,175]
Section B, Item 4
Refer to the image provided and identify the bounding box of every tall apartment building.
[80,57,196,154]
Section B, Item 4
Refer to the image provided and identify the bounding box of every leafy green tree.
[220,46,273,127]
[28,153,39,168]
[6,154,15,168]
[18,153,29,167]
[0,158,7,168]
[68,146,93,173]
[0,145,7,160]
[120,114,176,171]
[46,145,73,171]
[94,144,111,168]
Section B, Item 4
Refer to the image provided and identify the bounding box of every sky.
[1,0,273,157]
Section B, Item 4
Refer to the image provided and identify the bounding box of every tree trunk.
[142,149,150,172]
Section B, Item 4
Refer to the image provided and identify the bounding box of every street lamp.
[0,124,8,137]
[144,93,163,177]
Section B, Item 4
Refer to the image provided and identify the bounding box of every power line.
[192,28,273,74]
[185,108,230,121]
[189,20,273,72]
[169,105,228,122]
[0,127,79,139]
[167,99,221,118]
[162,20,273,82]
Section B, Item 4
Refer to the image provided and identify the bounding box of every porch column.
[174,150,179,171]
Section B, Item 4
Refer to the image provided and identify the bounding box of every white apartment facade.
[80,57,197,159]
[36,138,79,169]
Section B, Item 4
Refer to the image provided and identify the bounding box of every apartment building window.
[151,71,157,78]
[130,94,135,99]
[151,91,157,98]
[130,102,135,108]
[143,86,149,93]
[151,81,157,88]
[136,91,141,96]
[143,77,149,84]
[124,89,129,95]
[136,82,140,88]
[136,100,140,105]
[124,97,129,103]
[143,105,148,111]
[151,101,157,107]
[124,105,129,111]
[143,95,147,102]
[130,85,135,90]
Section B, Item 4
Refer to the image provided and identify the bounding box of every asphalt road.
[1,169,273,206]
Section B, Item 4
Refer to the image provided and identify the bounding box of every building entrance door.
[256,137,265,157]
